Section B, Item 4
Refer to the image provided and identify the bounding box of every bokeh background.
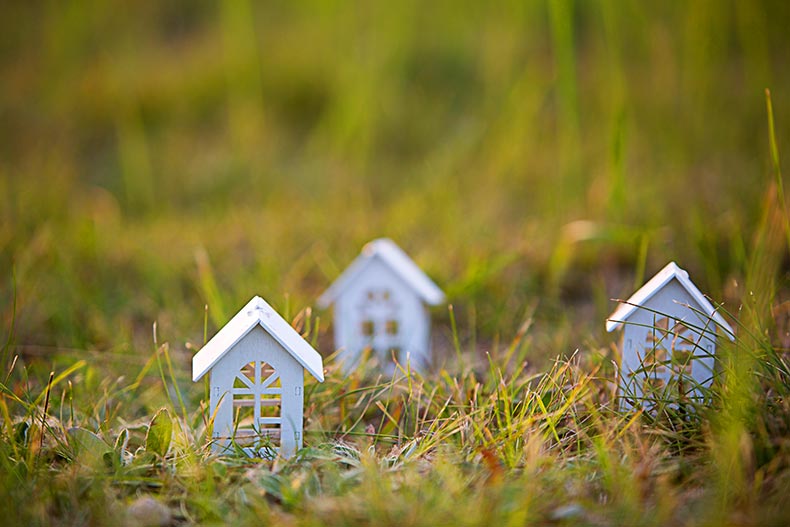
[2,1,789,378]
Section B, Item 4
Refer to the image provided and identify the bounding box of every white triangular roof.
[606,261,735,339]
[192,296,324,382]
[317,238,445,308]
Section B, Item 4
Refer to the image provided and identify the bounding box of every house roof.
[606,261,735,339]
[317,238,445,308]
[192,296,324,382]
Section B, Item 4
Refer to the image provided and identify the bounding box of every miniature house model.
[192,296,324,458]
[317,238,445,374]
[606,262,734,408]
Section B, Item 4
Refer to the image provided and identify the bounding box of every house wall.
[619,279,718,408]
[209,325,306,457]
[333,258,431,373]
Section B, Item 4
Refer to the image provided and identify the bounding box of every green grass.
[1,1,790,525]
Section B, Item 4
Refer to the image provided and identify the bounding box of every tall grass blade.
[765,89,790,253]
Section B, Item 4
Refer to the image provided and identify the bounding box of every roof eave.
[193,318,325,383]
[191,317,259,382]
[317,255,372,308]
[264,324,325,382]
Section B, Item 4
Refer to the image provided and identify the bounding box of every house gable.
[192,296,324,382]
[606,262,734,340]
[339,257,416,307]
[318,238,445,308]
[215,324,303,380]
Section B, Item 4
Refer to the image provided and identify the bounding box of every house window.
[382,290,390,301]
[385,319,399,335]
[671,348,694,376]
[642,375,666,392]
[366,290,375,301]
[361,320,374,336]
[644,316,671,375]
[645,316,696,377]
[643,345,668,372]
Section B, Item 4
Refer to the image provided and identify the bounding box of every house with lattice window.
[192,296,324,458]
[606,262,735,409]
[317,238,445,374]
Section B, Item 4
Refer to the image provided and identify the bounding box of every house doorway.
[640,316,697,395]
[232,360,282,454]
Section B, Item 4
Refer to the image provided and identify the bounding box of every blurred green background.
[1,0,788,374]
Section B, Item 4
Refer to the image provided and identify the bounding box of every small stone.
[126,496,171,527]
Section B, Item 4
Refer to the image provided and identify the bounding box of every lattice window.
[641,316,698,398]
[232,361,282,454]
[644,316,671,375]
[641,375,666,392]
[668,322,696,376]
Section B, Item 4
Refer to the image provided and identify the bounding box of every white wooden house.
[606,262,734,408]
[317,238,445,374]
[192,296,324,458]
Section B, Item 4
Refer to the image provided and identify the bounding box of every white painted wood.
[607,262,734,337]
[318,238,445,308]
[193,296,324,382]
[606,262,734,409]
[318,239,443,374]
[195,296,323,458]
